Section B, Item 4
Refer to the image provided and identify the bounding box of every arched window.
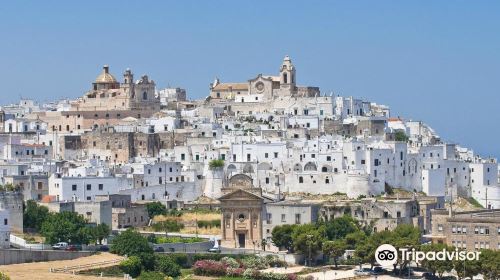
[283,73,288,84]
[142,92,147,100]
[322,166,328,172]
[299,176,304,183]
[325,178,330,184]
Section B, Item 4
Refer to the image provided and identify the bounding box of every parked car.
[154,246,165,252]
[207,247,221,253]
[52,242,68,250]
[372,266,386,275]
[354,268,373,276]
[421,272,439,280]
[98,245,109,252]
[65,244,81,251]
[394,267,414,276]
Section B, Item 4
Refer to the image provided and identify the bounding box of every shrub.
[155,255,181,277]
[152,220,184,233]
[192,260,227,276]
[243,268,260,279]
[242,256,268,270]
[119,256,142,278]
[167,253,189,268]
[191,253,223,262]
[137,271,166,280]
[226,267,245,277]
[209,159,224,170]
[221,257,240,269]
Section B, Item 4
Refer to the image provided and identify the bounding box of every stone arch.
[321,165,332,173]
[242,163,254,174]
[293,163,302,172]
[227,164,237,173]
[257,162,272,171]
[228,174,253,189]
[304,162,317,171]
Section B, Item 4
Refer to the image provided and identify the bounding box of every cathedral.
[209,56,319,103]
[38,65,161,133]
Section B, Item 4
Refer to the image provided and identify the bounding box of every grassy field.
[153,211,222,235]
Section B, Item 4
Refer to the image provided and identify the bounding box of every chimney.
[103,65,109,73]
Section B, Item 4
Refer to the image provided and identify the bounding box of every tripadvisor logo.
[375,244,481,266]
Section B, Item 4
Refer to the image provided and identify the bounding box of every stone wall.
[0,249,93,265]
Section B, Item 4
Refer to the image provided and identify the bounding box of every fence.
[50,258,123,274]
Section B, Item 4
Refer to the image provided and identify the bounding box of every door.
[238,233,245,248]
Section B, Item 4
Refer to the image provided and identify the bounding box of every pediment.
[218,188,263,201]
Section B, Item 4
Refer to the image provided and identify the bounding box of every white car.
[52,242,69,250]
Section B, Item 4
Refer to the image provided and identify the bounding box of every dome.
[94,65,117,84]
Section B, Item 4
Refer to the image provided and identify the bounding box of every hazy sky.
[0,1,499,158]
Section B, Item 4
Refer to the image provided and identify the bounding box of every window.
[86,196,91,201]
[361,159,366,164]
[327,156,331,161]
[142,92,147,100]
[72,184,77,191]
[265,177,269,184]
[3,219,7,225]
[266,213,272,224]
[299,176,303,183]
[295,214,301,224]
[86,184,91,190]
[274,152,278,158]
[37,182,43,190]
[281,214,286,222]
[397,211,401,218]
[265,153,269,158]
[181,154,185,160]
[438,224,443,232]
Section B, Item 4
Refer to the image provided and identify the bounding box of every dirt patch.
[0,252,124,280]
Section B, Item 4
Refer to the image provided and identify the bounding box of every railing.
[49,258,123,274]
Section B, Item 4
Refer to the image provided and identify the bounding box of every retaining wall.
[0,249,93,265]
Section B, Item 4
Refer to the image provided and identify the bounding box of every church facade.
[37,65,160,134]
[219,174,266,249]
[209,56,319,103]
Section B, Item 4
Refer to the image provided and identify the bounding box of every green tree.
[394,130,409,142]
[323,240,347,267]
[91,223,111,244]
[40,211,89,244]
[355,230,393,269]
[119,256,142,278]
[480,249,500,280]
[137,271,166,280]
[344,230,367,250]
[389,225,421,274]
[291,224,325,266]
[145,202,167,218]
[0,272,10,280]
[324,215,360,240]
[420,243,454,277]
[453,253,481,280]
[271,224,296,252]
[155,255,181,277]
[208,159,224,170]
[23,200,50,231]
[111,229,154,269]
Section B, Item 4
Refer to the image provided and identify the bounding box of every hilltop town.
[0,56,499,279]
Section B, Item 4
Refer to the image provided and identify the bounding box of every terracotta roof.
[212,83,248,91]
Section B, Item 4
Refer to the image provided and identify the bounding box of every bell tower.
[279,55,296,89]
[122,68,135,97]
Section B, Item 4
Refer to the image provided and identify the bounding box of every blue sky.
[0,1,499,158]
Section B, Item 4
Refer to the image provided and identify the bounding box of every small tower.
[123,68,134,85]
[279,55,296,88]
[122,68,135,97]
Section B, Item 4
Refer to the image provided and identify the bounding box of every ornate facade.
[219,174,265,249]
